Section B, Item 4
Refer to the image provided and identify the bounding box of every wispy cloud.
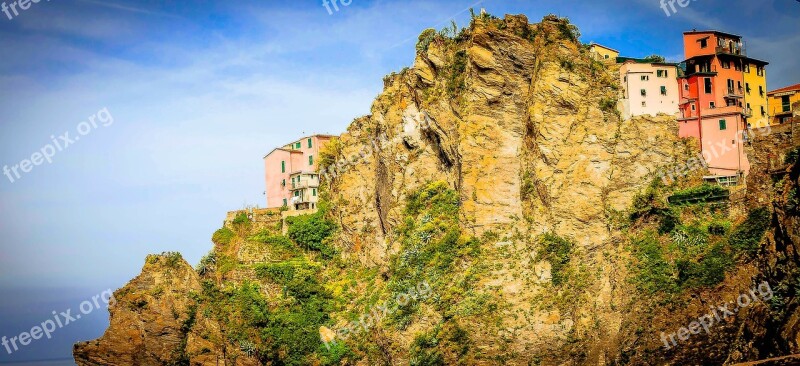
[76,0,183,19]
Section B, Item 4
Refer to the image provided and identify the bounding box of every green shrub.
[629,232,676,294]
[410,330,445,366]
[233,212,251,226]
[729,207,771,255]
[196,251,216,275]
[212,227,235,246]
[536,233,574,286]
[286,211,336,258]
[677,243,733,287]
[163,252,183,268]
[416,28,438,54]
[599,98,618,114]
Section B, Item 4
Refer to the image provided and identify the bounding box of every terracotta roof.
[768,83,800,95]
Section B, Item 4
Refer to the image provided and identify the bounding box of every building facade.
[768,83,800,125]
[677,30,769,179]
[263,135,334,210]
[589,43,620,63]
[618,59,681,120]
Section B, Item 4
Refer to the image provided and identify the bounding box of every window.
[759,86,764,97]
[281,161,286,173]
[660,86,667,96]
[699,38,708,48]
[641,89,647,96]
[641,75,649,81]
[691,104,696,111]
[307,138,312,148]
[624,76,627,82]
[312,188,317,197]
[783,96,792,112]
[283,198,287,206]
[604,54,609,59]
[704,78,712,94]
[684,83,689,91]
[757,67,764,76]
[295,142,301,149]
[719,119,727,130]
[734,62,742,71]
[657,70,667,78]
[761,106,766,116]
[281,179,286,187]
[744,64,751,73]
[642,101,647,107]
[746,83,751,94]
[309,155,314,166]
[710,101,716,108]
[722,61,730,69]
[294,191,299,197]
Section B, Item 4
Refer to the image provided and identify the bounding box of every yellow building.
[742,59,770,127]
[768,83,800,125]
[589,43,619,63]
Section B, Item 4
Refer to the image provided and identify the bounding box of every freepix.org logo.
[1,0,50,21]
[660,0,697,17]
[2,107,114,184]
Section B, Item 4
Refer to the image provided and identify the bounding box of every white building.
[618,59,681,120]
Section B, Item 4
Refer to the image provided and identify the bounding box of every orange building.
[677,30,768,182]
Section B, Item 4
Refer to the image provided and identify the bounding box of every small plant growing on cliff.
[599,98,618,115]
[535,233,575,286]
[446,50,468,97]
[416,28,438,54]
[163,252,184,268]
[212,227,235,247]
[196,251,217,275]
[232,212,251,226]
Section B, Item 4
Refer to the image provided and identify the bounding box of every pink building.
[263,135,334,210]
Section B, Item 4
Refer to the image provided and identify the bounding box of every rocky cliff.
[75,13,800,366]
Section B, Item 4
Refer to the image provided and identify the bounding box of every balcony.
[291,195,311,204]
[684,65,717,77]
[724,87,744,99]
[700,105,743,117]
[716,44,746,56]
[291,181,315,190]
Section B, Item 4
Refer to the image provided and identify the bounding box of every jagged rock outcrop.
[74,254,202,365]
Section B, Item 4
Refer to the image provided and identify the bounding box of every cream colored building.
[618,60,681,120]
[589,43,620,63]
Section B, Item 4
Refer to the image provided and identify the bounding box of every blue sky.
[0,0,798,362]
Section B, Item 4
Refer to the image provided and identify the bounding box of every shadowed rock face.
[74,13,800,366]
[73,254,202,366]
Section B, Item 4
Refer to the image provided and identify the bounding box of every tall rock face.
[327,14,690,264]
[75,14,800,366]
